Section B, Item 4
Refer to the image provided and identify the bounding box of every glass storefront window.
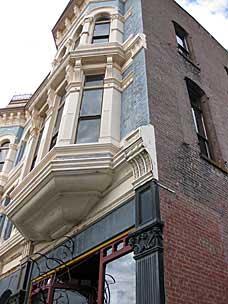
[104,252,136,304]
[53,289,88,304]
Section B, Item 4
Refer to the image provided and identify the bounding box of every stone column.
[129,180,165,304]
[19,109,41,181]
[36,89,61,161]
[110,14,124,44]
[57,59,83,146]
[99,56,121,146]
[80,17,93,45]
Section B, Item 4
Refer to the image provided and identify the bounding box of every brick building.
[0,0,228,303]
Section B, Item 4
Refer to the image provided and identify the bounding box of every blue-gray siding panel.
[121,49,150,138]
[124,0,144,40]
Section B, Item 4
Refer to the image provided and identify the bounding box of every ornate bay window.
[76,75,104,144]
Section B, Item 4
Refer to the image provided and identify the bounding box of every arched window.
[185,78,212,159]
[0,141,10,171]
[92,17,110,44]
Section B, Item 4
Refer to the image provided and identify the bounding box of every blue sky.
[0,0,227,107]
[176,0,228,49]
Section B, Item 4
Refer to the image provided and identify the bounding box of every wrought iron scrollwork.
[30,235,75,277]
[104,274,116,304]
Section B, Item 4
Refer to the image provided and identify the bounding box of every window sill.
[201,154,228,174]
[178,49,201,71]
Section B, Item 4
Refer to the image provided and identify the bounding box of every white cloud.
[175,0,228,49]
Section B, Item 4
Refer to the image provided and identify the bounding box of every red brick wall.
[141,0,228,302]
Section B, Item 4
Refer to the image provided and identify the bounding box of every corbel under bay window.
[75,75,104,144]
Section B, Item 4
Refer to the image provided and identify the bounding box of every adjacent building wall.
[142,0,228,302]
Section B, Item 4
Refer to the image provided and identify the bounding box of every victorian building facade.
[0,0,228,303]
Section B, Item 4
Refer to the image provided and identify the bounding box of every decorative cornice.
[128,221,164,259]
[0,111,25,127]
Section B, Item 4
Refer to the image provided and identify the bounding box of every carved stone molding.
[128,221,163,259]
[126,141,152,176]
[111,13,125,23]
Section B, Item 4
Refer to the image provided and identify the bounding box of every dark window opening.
[0,214,13,241]
[173,22,190,57]
[30,235,135,304]
[0,214,5,235]
[225,66,228,75]
[3,219,13,241]
[76,75,104,144]
[92,18,110,44]
[49,97,65,151]
[186,78,212,159]
[0,141,10,172]
[30,127,44,171]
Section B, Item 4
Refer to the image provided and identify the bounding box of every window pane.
[93,37,109,44]
[80,89,103,116]
[0,214,5,235]
[198,135,210,158]
[3,196,11,207]
[76,119,100,144]
[176,34,185,48]
[3,219,13,240]
[1,142,10,148]
[104,252,136,304]
[53,289,88,304]
[0,148,8,162]
[93,22,110,37]
[84,75,104,87]
[54,105,64,135]
[193,109,207,138]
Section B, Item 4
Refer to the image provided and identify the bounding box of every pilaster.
[110,14,124,43]
[19,110,41,180]
[36,89,61,161]
[80,17,94,45]
[129,181,165,304]
[99,56,121,146]
[57,59,83,146]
